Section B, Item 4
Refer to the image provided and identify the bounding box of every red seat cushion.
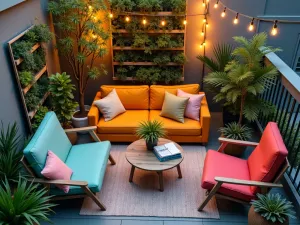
[201,150,255,202]
[247,122,288,193]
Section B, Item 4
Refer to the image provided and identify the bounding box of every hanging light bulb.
[206,0,209,2]
[109,13,113,18]
[206,22,209,28]
[221,7,227,17]
[161,19,166,26]
[233,13,239,24]
[183,19,187,25]
[201,29,205,36]
[214,0,219,8]
[142,18,147,25]
[202,0,206,7]
[271,20,278,36]
[248,18,255,31]
[200,42,206,48]
[125,16,130,22]
[88,5,93,10]
[203,18,207,23]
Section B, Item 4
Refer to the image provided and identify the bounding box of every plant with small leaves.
[110,0,136,12]
[135,67,161,84]
[219,122,252,141]
[19,71,34,87]
[161,67,182,84]
[137,0,162,12]
[33,47,46,71]
[48,0,109,117]
[49,72,78,127]
[115,67,129,81]
[251,193,296,224]
[156,34,171,48]
[0,178,56,225]
[31,106,49,131]
[114,51,128,64]
[12,41,33,59]
[136,120,165,143]
[132,33,152,48]
[153,53,171,65]
[172,52,186,64]
[36,76,49,98]
[24,24,53,43]
[25,86,40,111]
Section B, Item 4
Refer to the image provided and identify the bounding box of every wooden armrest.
[218,137,259,147]
[64,126,97,133]
[215,177,283,188]
[28,178,88,187]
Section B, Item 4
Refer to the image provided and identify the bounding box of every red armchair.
[198,122,289,211]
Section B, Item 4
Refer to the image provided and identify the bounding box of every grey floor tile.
[121,220,163,225]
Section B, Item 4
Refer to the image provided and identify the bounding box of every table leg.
[129,166,135,182]
[158,171,164,192]
[177,165,182,179]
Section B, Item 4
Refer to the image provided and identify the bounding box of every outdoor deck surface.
[42,113,300,225]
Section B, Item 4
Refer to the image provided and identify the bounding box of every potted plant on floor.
[49,72,78,143]
[249,193,296,225]
[48,0,110,128]
[136,120,165,151]
[0,178,55,225]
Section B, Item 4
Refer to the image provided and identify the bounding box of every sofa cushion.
[150,110,201,136]
[247,122,288,193]
[202,150,255,202]
[23,112,72,177]
[98,110,149,134]
[50,141,111,195]
[150,84,199,110]
[101,85,149,110]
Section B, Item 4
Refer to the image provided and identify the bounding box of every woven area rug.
[80,145,219,219]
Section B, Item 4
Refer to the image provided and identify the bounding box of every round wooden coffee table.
[125,138,184,192]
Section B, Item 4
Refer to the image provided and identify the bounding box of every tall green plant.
[48,0,109,116]
[204,33,280,125]
[49,73,78,127]
[136,120,165,143]
[0,178,55,225]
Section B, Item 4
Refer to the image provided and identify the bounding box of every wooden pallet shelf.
[113,29,185,34]
[113,62,183,66]
[14,43,40,65]
[23,65,47,94]
[28,92,50,119]
[113,76,184,81]
[117,12,185,16]
[113,46,184,50]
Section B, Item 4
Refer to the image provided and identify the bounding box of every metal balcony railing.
[257,52,300,200]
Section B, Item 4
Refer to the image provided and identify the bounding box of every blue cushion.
[50,141,111,195]
[23,112,72,176]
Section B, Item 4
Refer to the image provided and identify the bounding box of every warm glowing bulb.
[214,3,218,8]
[233,18,238,24]
[161,20,166,26]
[206,22,209,28]
[203,18,207,23]
[109,13,113,18]
[142,19,147,25]
[92,34,97,39]
[88,5,93,10]
[203,42,206,46]
[201,31,204,36]
[125,16,130,22]
[183,20,187,25]
[202,3,206,7]
[221,12,226,17]
[200,44,203,48]
[93,16,97,21]
[271,27,278,36]
[206,0,209,2]
[249,24,254,31]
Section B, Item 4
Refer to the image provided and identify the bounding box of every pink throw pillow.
[41,150,73,193]
[177,89,205,121]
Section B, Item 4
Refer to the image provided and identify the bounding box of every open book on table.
[153,142,182,161]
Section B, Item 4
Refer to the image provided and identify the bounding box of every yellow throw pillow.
[160,92,189,123]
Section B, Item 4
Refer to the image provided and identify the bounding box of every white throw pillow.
[94,89,126,121]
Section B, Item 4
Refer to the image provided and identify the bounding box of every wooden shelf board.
[23,65,47,95]
[116,12,185,16]
[113,76,184,81]
[28,92,50,119]
[14,43,41,66]
[113,47,184,50]
[113,29,185,34]
[113,62,183,66]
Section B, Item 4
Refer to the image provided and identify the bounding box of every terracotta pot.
[146,139,158,151]
[248,205,289,225]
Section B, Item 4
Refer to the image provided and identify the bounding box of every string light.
[200,42,206,48]
[109,13,113,18]
[203,18,207,23]
[202,0,206,7]
[161,19,166,26]
[233,13,239,24]
[214,0,219,8]
[271,20,278,36]
[183,19,187,25]
[248,18,255,31]
[142,18,147,25]
[206,22,209,28]
[221,7,227,17]
[125,16,130,22]
[88,5,93,10]
[201,29,205,36]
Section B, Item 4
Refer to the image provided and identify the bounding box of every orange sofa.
[88,84,211,144]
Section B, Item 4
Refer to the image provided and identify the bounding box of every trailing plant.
[156,34,171,48]
[33,47,46,71]
[36,76,49,98]
[12,41,33,59]
[251,193,296,223]
[172,52,186,64]
[153,53,171,65]
[164,0,186,13]
[135,67,161,84]
[24,24,53,43]
[114,51,128,63]
[137,0,162,12]
[19,52,37,72]
[0,122,23,184]
[132,33,152,48]
[204,33,280,125]
[49,72,78,127]
[31,106,49,131]
[25,86,40,111]
[49,0,110,117]
[136,120,165,143]
[19,71,34,87]
[115,67,129,81]
[0,178,55,225]
[110,0,136,12]
[219,122,252,141]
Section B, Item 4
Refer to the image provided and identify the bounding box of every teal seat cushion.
[50,141,111,195]
[23,112,72,176]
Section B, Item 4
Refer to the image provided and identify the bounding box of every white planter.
[72,105,91,133]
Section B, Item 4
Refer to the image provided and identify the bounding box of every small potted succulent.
[219,122,252,157]
[136,120,165,151]
[249,193,296,225]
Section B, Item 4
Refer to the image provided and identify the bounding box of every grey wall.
[0,0,60,135]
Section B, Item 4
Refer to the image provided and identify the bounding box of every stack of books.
[153,142,182,162]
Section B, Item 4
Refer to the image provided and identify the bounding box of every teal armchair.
[21,112,116,210]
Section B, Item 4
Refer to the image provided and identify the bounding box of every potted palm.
[249,193,296,225]
[0,178,55,225]
[136,120,165,151]
[219,122,252,156]
[48,0,110,128]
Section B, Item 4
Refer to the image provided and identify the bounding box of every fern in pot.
[249,193,296,225]
[219,122,252,157]
[136,120,165,150]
